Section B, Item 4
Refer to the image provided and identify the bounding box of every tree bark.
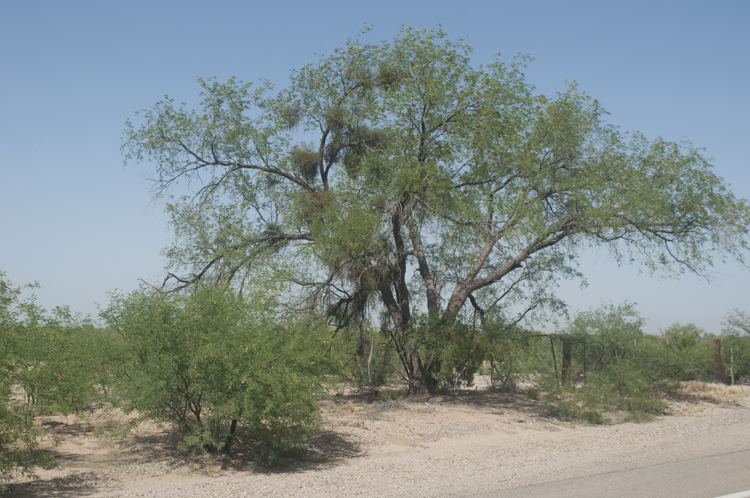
[714,339,727,385]
[224,418,238,453]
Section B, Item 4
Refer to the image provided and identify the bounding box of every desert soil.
[7,381,750,497]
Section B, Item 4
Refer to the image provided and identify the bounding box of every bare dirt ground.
[7,381,750,497]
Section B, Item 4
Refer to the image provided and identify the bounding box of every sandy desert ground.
[6,381,750,497]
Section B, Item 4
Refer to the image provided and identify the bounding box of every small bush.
[102,284,336,463]
[0,272,97,486]
[377,388,398,401]
[333,325,399,390]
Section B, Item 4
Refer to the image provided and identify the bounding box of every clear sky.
[1,0,748,333]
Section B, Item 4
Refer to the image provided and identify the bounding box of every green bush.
[484,322,539,391]
[0,272,99,486]
[333,324,398,390]
[660,323,715,381]
[721,311,750,382]
[542,365,666,423]
[6,306,107,417]
[405,314,489,392]
[377,388,399,401]
[539,304,668,423]
[102,284,336,463]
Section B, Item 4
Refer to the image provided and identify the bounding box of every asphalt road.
[465,448,750,498]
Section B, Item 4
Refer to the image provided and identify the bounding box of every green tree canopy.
[123,28,750,392]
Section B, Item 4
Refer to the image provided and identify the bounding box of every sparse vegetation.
[4,25,750,487]
[1,268,750,484]
[676,381,750,403]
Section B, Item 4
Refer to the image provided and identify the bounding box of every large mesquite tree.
[124,28,750,393]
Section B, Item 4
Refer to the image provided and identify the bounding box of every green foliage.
[377,388,398,401]
[660,323,715,381]
[123,27,750,392]
[532,304,750,425]
[333,325,398,390]
[565,303,645,373]
[0,272,102,485]
[537,304,668,423]
[483,321,540,391]
[542,365,666,424]
[722,310,750,381]
[407,314,488,391]
[0,401,47,487]
[7,308,107,418]
[101,284,335,462]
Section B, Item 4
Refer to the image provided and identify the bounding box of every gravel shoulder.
[7,384,750,497]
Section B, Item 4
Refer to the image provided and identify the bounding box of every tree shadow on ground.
[5,413,364,497]
[3,472,101,498]
[423,389,547,417]
[328,386,549,419]
[6,386,549,496]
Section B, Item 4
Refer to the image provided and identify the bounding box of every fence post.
[714,339,727,385]
[611,338,620,364]
[561,336,572,383]
[549,335,559,388]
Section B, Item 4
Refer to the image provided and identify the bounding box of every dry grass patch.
[676,381,750,403]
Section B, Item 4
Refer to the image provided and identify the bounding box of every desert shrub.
[0,275,42,485]
[721,334,750,383]
[567,303,646,373]
[542,364,666,423]
[540,304,667,423]
[435,324,488,390]
[102,284,336,463]
[0,272,102,485]
[6,306,107,417]
[661,323,716,381]
[407,315,488,391]
[333,324,398,390]
[377,388,398,401]
[598,364,667,419]
[721,311,750,382]
[0,400,46,487]
[484,321,538,391]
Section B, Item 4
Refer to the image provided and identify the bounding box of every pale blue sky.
[1,1,748,333]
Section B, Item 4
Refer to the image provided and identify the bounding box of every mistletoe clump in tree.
[124,28,749,393]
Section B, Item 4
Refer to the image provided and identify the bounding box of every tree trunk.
[561,336,572,383]
[419,362,441,394]
[714,339,727,385]
[223,418,238,453]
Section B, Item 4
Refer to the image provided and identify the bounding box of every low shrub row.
[1,269,749,486]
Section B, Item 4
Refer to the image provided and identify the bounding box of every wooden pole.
[714,339,727,385]
[549,335,559,388]
[561,336,572,383]
[583,337,587,387]
[611,338,620,364]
